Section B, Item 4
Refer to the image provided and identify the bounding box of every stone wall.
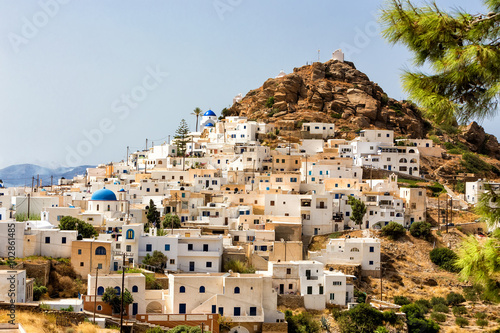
[277,295,304,309]
[0,302,86,326]
[24,261,51,285]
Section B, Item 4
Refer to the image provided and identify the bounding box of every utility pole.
[27,194,31,221]
[145,138,148,151]
[93,266,99,323]
[305,155,308,184]
[36,174,39,190]
[120,252,126,333]
[50,175,53,191]
[251,159,255,191]
[126,146,129,166]
[445,197,449,233]
[31,177,34,193]
[449,198,453,227]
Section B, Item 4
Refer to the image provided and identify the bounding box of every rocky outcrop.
[463,121,500,159]
[227,59,427,138]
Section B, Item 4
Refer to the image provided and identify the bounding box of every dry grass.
[0,310,118,333]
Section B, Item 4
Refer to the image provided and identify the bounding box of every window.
[206,261,212,268]
[188,244,193,251]
[45,237,50,244]
[98,263,102,269]
[219,307,224,316]
[286,268,291,275]
[203,244,209,252]
[199,286,205,293]
[234,307,241,316]
[62,237,66,244]
[114,287,121,295]
[97,287,104,296]
[329,293,335,300]
[332,281,342,286]
[165,244,170,251]
[350,248,360,252]
[97,305,102,311]
[307,286,312,294]
[126,245,132,252]
[80,262,84,266]
[180,286,185,293]
[250,307,257,316]
[212,305,216,314]
[369,246,374,252]
[170,259,175,265]
[234,287,240,294]
[126,229,134,239]
[276,177,283,182]
[369,261,374,265]
[270,201,275,206]
[319,286,324,294]
[146,244,152,252]
[95,246,107,255]
[78,249,82,255]
[131,285,138,292]
[289,284,293,289]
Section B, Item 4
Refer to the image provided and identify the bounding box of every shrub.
[60,305,74,312]
[432,303,449,313]
[410,221,432,239]
[354,289,367,303]
[430,312,446,322]
[452,306,467,316]
[335,303,384,333]
[33,284,48,301]
[455,317,469,327]
[414,299,431,313]
[266,96,275,108]
[430,297,446,306]
[407,318,440,333]
[285,310,321,333]
[223,260,255,273]
[401,303,425,319]
[374,327,389,333]
[146,328,164,333]
[476,319,488,327]
[382,310,398,325]
[446,292,465,306]
[381,222,406,240]
[474,312,487,320]
[429,247,459,272]
[393,296,411,306]
[461,152,491,174]
[331,112,342,119]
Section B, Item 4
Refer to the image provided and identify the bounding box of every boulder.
[310,62,325,81]
[351,116,370,128]
[463,121,486,147]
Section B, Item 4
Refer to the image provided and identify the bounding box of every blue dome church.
[200,109,217,128]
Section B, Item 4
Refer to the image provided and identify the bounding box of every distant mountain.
[0,164,94,187]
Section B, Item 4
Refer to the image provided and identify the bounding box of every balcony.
[306,276,319,280]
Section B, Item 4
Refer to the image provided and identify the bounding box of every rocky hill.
[224,59,500,180]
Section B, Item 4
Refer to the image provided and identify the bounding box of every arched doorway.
[146,301,163,313]
[229,326,250,333]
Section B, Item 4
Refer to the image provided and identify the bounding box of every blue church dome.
[118,188,126,192]
[91,188,117,201]
[205,123,215,127]
[203,110,216,116]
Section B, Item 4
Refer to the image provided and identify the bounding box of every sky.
[0,0,497,169]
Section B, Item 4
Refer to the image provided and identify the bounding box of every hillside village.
[0,52,499,333]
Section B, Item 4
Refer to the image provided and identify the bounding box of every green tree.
[430,247,459,272]
[380,0,500,124]
[381,222,406,240]
[335,303,384,333]
[146,199,161,228]
[101,287,133,314]
[191,107,203,132]
[143,250,168,269]
[163,213,181,229]
[285,310,321,333]
[475,185,500,229]
[347,196,367,229]
[58,216,97,238]
[175,119,191,171]
[409,221,431,239]
[33,283,48,301]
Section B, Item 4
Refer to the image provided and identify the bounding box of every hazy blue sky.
[0,0,496,168]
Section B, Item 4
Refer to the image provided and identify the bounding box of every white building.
[465,180,500,204]
[0,270,27,303]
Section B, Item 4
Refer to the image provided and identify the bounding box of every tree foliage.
[429,247,459,272]
[58,216,97,238]
[143,250,168,269]
[191,107,203,132]
[146,199,161,228]
[475,185,500,229]
[347,196,367,228]
[334,303,384,333]
[381,222,406,240]
[380,0,500,124]
[409,221,432,239]
[163,213,181,229]
[284,310,321,333]
[101,287,133,314]
[175,119,191,157]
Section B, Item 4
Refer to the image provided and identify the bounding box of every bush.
[430,312,446,322]
[401,303,425,319]
[335,303,384,333]
[476,319,488,327]
[382,311,398,325]
[452,306,467,316]
[285,310,321,333]
[474,312,487,320]
[33,284,48,301]
[223,260,255,274]
[455,317,469,327]
[146,328,164,333]
[354,289,367,303]
[374,327,389,333]
[266,96,275,108]
[446,292,465,306]
[407,318,440,333]
[430,297,446,306]
[393,296,411,306]
[461,152,491,174]
[381,222,406,240]
[429,247,459,272]
[410,221,432,239]
[432,303,449,313]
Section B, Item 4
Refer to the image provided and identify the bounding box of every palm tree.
[191,107,203,132]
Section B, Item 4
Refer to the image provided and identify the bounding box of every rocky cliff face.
[226,59,500,161]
